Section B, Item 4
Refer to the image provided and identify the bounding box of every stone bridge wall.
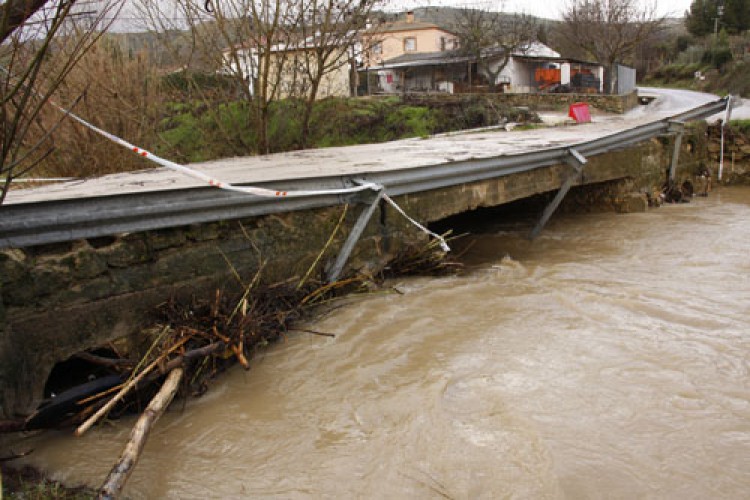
[0,129,707,417]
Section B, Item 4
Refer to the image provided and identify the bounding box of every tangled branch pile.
[22,276,362,433]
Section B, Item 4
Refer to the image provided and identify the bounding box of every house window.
[440,37,446,51]
[403,37,416,52]
[372,42,382,55]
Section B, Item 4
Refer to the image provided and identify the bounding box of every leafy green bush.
[718,61,750,95]
[162,70,239,95]
[676,45,706,65]
[156,101,256,162]
[385,106,439,139]
[703,47,734,69]
[730,119,750,134]
[649,62,705,83]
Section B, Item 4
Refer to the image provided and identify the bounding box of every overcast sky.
[113,0,693,32]
[391,0,693,20]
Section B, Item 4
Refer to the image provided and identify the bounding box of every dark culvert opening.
[426,194,553,267]
[29,348,136,430]
[43,348,121,399]
[429,193,552,238]
[429,180,630,241]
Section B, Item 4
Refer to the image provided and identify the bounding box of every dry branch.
[98,367,184,500]
[290,328,336,338]
[75,336,188,437]
[74,352,135,369]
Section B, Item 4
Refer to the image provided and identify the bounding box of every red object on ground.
[568,102,591,123]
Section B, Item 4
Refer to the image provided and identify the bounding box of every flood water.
[6,187,750,499]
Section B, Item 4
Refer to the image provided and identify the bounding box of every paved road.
[4,88,734,205]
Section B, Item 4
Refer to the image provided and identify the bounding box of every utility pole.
[714,4,724,39]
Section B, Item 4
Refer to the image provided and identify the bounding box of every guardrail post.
[326,187,384,283]
[529,148,587,240]
[667,121,685,182]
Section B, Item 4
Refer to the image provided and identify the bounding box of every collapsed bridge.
[0,95,731,417]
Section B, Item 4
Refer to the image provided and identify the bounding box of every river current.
[7,186,750,499]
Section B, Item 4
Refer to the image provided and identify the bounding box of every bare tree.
[0,0,52,43]
[559,0,665,94]
[0,0,122,203]
[31,35,163,179]
[451,3,538,92]
[294,0,379,147]
[135,0,297,154]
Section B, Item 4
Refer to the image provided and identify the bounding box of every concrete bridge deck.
[3,88,722,206]
[0,89,731,252]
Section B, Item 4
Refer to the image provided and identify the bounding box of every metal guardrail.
[0,96,730,249]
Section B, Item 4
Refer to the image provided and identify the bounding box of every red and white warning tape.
[65,111,378,198]
[59,101,451,251]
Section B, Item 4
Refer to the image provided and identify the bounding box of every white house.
[220,44,258,95]
[362,42,607,95]
[220,33,361,99]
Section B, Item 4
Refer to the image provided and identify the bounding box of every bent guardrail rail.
[0,96,731,249]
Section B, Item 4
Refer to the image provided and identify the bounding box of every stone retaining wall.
[406,91,640,114]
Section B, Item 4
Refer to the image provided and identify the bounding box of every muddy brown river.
[5,186,750,499]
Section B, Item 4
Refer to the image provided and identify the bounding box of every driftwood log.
[76,336,190,437]
[98,367,184,499]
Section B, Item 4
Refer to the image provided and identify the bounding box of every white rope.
[382,194,450,252]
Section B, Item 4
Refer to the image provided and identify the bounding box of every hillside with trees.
[685,0,749,36]
[640,0,749,96]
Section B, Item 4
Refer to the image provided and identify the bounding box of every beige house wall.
[363,27,458,67]
[266,48,352,100]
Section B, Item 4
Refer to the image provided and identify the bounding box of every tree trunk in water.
[98,368,184,500]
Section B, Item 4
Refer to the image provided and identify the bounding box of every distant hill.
[383,6,553,30]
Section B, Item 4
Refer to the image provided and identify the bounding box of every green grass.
[1,465,95,499]
[730,119,750,134]
[153,96,535,164]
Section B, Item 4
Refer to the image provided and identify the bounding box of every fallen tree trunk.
[76,336,189,437]
[98,367,184,499]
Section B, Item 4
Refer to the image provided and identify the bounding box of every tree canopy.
[450,6,538,92]
[685,0,750,36]
[559,0,664,93]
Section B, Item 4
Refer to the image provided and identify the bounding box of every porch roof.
[366,49,603,72]
[367,49,471,70]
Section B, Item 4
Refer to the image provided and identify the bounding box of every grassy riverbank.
[1,464,95,499]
